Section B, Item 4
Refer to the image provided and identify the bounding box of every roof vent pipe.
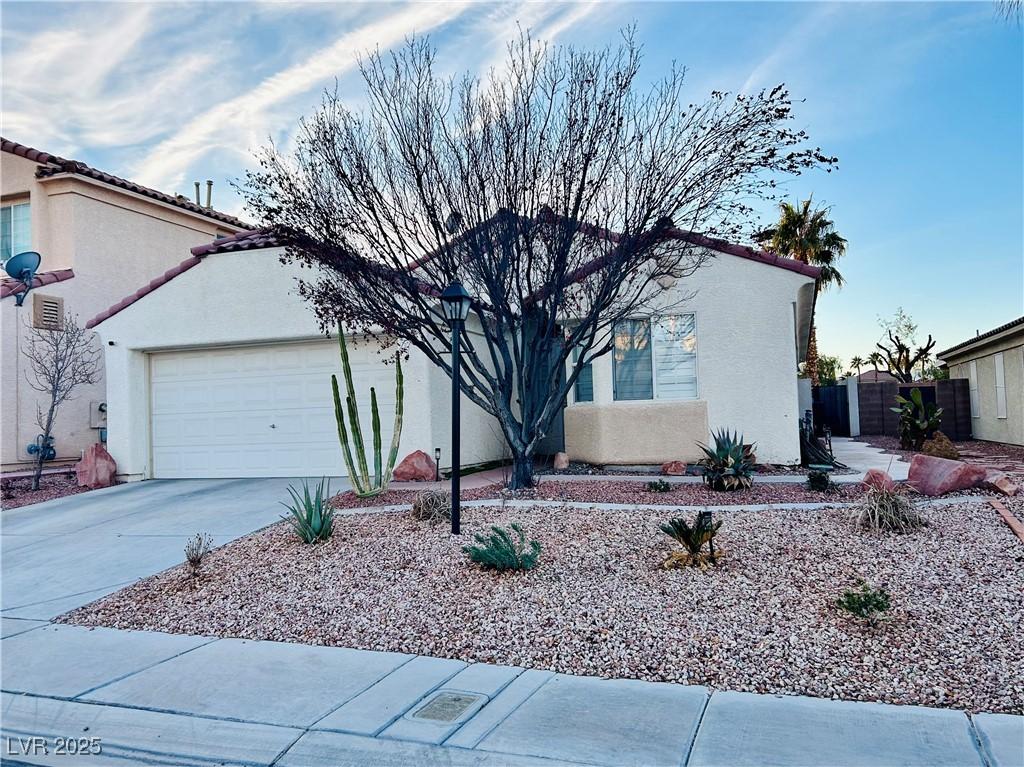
[206,180,213,209]
[194,181,201,205]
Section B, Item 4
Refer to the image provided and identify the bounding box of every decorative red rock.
[862,468,897,493]
[76,443,117,489]
[980,469,1019,497]
[392,450,437,482]
[907,454,988,497]
[661,461,688,476]
[553,452,570,470]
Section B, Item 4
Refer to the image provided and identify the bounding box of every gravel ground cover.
[329,480,866,510]
[1,472,91,510]
[62,500,1022,713]
[860,435,1024,466]
[545,461,856,477]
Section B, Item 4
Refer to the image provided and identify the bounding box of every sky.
[2,1,1021,364]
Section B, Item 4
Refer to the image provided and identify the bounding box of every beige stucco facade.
[563,250,816,465]
[940,320,1024,446]
[1,148,244,469]
[91,246,506,481]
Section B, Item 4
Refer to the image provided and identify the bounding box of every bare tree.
[23,313,101,490]
[876,331,936,384]
[241,31,835,489]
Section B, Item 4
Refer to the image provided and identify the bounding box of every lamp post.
[439,280,472,534]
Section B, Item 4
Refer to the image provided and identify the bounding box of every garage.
[149,341,398,479]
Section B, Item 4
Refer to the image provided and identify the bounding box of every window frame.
[994,352,1007,420]
[611,313,699,403]
[1,201,31,262]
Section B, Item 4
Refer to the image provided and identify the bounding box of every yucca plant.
[698,429,755,491]
[463,523,541,571]
[660,513,724,569]
[281,478,335,543]
[332,326,404,498]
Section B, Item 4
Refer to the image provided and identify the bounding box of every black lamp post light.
[439,280,473,535]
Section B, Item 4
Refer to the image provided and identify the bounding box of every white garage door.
[150,341,399,479]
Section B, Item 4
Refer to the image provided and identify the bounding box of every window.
[572,345,593,403]
[1,202,31,262]
[32,294,63,330]
[968,360,980,418]
[994,352,1007,419]
[613,315,698,401]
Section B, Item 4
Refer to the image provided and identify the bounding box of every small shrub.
[850,485,925,533]
[281,478,335,543]
[890,387,943,450]
[411,489,451,523]
[660,512,724,569]
[646,479,672,493]
[463,523,540,571]
[920,431,959,460]
[837,580,891,625]
[698,429,755,491]
[184,532,213,577]
[806,469,835,493]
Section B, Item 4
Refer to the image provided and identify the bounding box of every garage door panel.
[150,341,403,479]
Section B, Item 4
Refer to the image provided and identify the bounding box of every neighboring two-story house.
[1,138,247,471]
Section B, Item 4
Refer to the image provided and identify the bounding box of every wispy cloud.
[131,2,472,193]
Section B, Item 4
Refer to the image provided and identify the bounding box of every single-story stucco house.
[86,228,819,481]
[938,317,1024,446]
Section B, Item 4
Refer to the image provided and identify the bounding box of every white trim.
[968,360,980,418]
[994,352,1007,419]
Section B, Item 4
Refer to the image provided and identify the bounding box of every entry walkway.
[830,436,912,480]
[2,622,1020,767]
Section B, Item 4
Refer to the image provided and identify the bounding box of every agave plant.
[890,387,942,450]
[698,429,755,491]
[659,512,724,569]
[463,523,541,571]
[281,478,335,543]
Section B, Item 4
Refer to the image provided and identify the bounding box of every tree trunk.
[32,403,57,491]
[508,451,536,491]
[804,323,820,386]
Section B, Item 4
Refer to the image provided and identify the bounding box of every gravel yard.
[1,472,91,510]
[330,480,865,510]
[62,500,1023,714]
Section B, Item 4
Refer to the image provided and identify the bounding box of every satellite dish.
[3,251,41,307]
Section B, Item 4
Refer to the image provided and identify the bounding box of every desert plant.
[806,469,835,493]
[698,429,755,491]
[660,512,724,569]
[890,387,942,450]
[332,327,404,498]
[837,579,891,625]
[184,532,213,577]
[920,431,959,460]
[463,523,541,571]
[411,489,452,523]
[850,485,925,533]
[281,478,335,543]
[647,479,672,493]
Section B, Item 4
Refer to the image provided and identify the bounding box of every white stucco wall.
[1,151,242,468]
[93,246,505,480]
[563,251,813,465]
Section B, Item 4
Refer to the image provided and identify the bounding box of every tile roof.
[936,316,1024,359]
[1,137,250,230]
[190,227,280,256]
[1,268,75,300]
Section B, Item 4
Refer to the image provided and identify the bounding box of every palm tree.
[850,355,865,377]
[756,198,847,385]
[867,351,885,380]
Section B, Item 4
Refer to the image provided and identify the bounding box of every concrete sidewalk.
[2,622,1021,767]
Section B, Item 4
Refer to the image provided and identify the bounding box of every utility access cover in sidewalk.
[411,691,485,723]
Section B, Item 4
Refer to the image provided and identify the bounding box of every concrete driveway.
[1,478,339,621]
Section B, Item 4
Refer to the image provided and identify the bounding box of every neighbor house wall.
[945,333,1024,446]
[562,251,811,465]
[1,152,242,469]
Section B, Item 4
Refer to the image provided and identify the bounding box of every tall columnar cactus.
[331,327,404,498]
